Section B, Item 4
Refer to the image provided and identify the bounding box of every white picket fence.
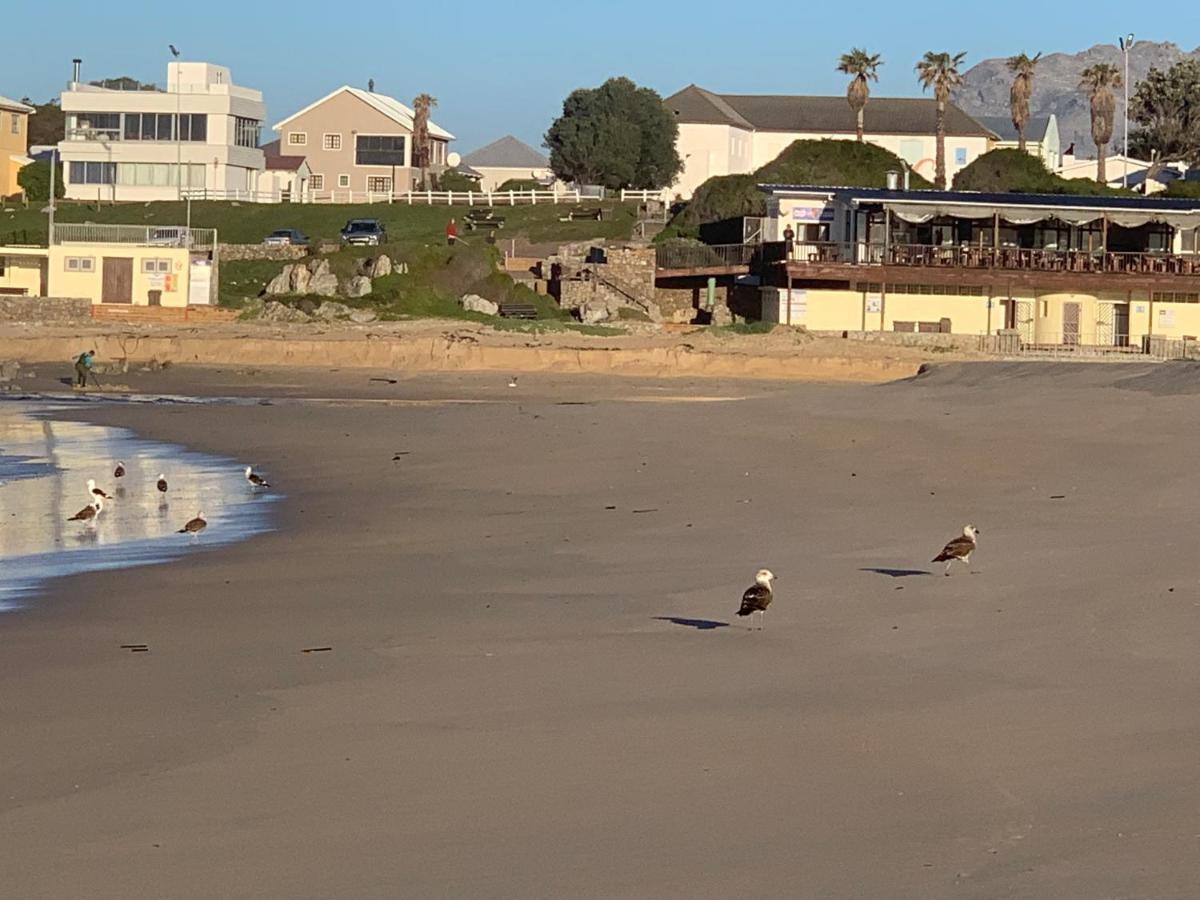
[179,187,670,206]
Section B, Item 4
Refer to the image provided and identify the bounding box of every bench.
[498,303,538,320]
[465,211,506,231]
[0,287,29,296]
[559,207,604,222]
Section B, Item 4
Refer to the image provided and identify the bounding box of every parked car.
[263,228,309,247]
[340,219,386,246]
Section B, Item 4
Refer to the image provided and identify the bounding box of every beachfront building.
[757,184,1200,347]
[0,94,35,199]
[976,115,1061,171]
[460,136,553,192]
[58,59,266,202]
[664,85,994,199]
[271,86,454,199]
[0,224,218,307]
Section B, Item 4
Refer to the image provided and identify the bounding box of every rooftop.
[975,116,1053,143]
[273,86,454,141]
[665,85,993,137]
[0,94,35,114]
[761,184,1200,214]
[462,135,549,169]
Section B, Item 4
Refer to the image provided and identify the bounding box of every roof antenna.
[368,78,375,92]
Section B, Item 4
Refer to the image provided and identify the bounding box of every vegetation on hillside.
[1165,180,1200,199]
[952,148,1130,195]
[662,139,931,239]
[545,77,682,189]
[16,159,64,202]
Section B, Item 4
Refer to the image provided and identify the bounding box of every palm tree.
[1079,64,1121,184]
[915,51,967,189]
[1006,52,1041,152]
[412,93,437,189]
[837,49,882,142]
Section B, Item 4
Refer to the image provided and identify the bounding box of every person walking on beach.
[74,349,96,388]
[446,218,458,246]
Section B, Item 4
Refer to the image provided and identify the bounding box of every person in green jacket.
[74,349,96,388]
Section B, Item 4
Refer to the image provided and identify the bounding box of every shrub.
[952,148,1130,196]
[17,159,65,201]
[496,178,544,192]
[437,170,482,192]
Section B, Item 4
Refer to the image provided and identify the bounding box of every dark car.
[340,219,386,246]
[263,228,309,247]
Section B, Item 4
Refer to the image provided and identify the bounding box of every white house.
[664,84,995,199]
[1057,152,1186,194]
[975,115,1061,170]
[58,59,265,201]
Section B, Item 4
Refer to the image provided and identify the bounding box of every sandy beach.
[4,361,1200,898]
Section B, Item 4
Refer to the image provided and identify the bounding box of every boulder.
[368,254,392,277]
[289,264,312,294]
[348,309,379,324]
[307,258,331,276]
[296,298,320,315]
[344,275,373,298]
[460,294,500,316]
[315,301,353,320]
[262,270,292,296]
[308,272,340,297]
[578,300,611,324]
[261,301,312,323]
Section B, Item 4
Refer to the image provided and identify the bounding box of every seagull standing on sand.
[736,569,776,630]
[86,478,112,501]
[178,512,207,536]
[113,461,126,479]
[932,525,979,576]
[156,474,169,494]
[244,466,270,489]
[69,497,103,523]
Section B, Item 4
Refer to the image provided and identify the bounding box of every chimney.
[71,58,81,86]
[885,170,899,191]
[903,167,910,191]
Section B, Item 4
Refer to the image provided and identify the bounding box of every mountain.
[956,41,1200,159]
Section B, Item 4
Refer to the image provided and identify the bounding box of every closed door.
[101,257,133,304]
[1015,300,1034,343]
[1062,302,1081,345]
[1114,304,1130,345]
[1096,304,1114,346]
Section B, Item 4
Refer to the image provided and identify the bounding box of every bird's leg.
[760,609,766,631]
[945,559,953,576]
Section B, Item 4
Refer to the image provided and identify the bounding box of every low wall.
[217,243,308,262]
[0,296,92,323]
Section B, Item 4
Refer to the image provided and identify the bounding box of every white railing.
[180,187,586,206]
[51,223,217,250]
[619,189,669,202]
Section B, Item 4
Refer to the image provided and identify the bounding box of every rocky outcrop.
[308,272,340,297]
[460,294,500,316]
[345,276,373,298]
[359,254,392,278]
[314,301,353,320]
[261,257,375,299]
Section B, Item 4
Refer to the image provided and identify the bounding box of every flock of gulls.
[67,462,272,537]
[738,524,979,630]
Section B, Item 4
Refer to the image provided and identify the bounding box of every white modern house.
[58,59,266,201]
[664,84,994,199]
[976,115,1061,171]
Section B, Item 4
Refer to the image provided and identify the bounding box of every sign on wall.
[792,205,833,223]
[188,259,212,306]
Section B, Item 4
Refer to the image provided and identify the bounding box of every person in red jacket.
[446,218,458,246]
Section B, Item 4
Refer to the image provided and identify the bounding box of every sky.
[5,0,1199,153]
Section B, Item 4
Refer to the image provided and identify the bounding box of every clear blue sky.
[6,0,1198,152]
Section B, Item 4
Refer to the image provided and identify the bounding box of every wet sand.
[4,362,1200,898]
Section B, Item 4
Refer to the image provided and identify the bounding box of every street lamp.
[170,43,181,201]
[1119,34,1135,189]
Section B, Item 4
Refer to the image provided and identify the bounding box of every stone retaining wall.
[217,243,308,261]
[0,297,92,323]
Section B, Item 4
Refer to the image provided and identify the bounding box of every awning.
[883,202,1200,229]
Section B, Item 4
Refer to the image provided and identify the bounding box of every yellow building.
[759,186,1200,348]
[0,94,35,198]
[0,224,217,306]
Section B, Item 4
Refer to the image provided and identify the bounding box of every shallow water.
[0,402,277,610]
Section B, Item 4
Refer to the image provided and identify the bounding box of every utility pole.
[170,44,182,201]
[1119,34,1135,189]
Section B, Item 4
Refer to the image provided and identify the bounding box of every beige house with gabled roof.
[272,86,454,197]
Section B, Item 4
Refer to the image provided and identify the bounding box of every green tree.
[1129,59,1200,165]
[20,98,63,148]
[545,77,682,190]
[915,51,967,189]
[837,49,882,142]
[17,159,65,201]
[1006,52,1041,152]
[1080,63,1122,183]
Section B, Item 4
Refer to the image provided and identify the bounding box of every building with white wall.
[976,115,1061,171]
[664,85,994,199]
[58,59,265,201]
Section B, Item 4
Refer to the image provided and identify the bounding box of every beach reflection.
[0,404,276,608]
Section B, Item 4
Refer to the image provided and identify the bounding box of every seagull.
[178,512,207,536]
[87,478,112,501]
[508,376,518,388]
[156,474,169,493]
[69,497,103,523]
[932,525,979,576]
[244,466,270,489]
[736,569,776,630]
[113,461,126,479]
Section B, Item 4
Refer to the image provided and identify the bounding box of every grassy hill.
[662,139,930,240]
[951,149,1132,196]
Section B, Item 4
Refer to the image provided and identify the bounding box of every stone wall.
[217,243,308,262]
[0,296,92,323]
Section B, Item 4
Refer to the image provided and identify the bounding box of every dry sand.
[4,361,1200,898]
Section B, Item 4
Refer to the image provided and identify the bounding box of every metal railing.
[655,242,757,270]
[51,223,217,250]
[769,241,1200,276]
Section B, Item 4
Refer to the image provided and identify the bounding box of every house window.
[115,163,204,187]
[288,132,307,146]
[955,147,968,166]
[65,257,95,272]
[234,117,261,148]
[75,112,121,139]
[309,174,324,190]
[337,174,350,188]
[355,134,406,166]
[10,113,18,135]
[141,258,171,274]
[68,161,116,184]
[367,176,392,193]
[323,133,342,151]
